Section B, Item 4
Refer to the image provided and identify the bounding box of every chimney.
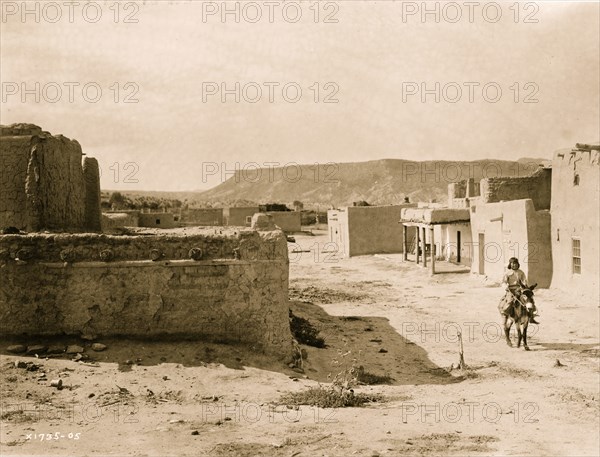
[466,178,476,198]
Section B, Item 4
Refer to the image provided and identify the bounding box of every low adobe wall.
[266,211,302,232]
[0,227,292,359]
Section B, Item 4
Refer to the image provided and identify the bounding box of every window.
[572,238,581,274]
[156,219,161,225]
[245,216,252,225]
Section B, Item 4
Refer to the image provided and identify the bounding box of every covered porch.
[400,207,471,276]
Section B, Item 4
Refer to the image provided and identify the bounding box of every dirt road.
[1,231,598,456]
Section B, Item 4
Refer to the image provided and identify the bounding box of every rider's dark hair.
[507,257,520,269]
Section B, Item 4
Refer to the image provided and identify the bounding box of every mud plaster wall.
[266,212,302,232]
[0,134,30,229]
[327,209,349,256]
[83,157,102,232]
[0,125,101,232]
[347,205,418,257]
[551,150,599,298]
[469,199,552,287]
[480,168,551,210]
[329,205,417,257]
[225,207,260,226]
[138,212,177,228]
[181,208,224,226]
[0,229,292,358]
[439,223,472,266]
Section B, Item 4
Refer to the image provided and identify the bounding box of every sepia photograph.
[0,1,599,456]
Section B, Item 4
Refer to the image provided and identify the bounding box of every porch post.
[403,224,408,261]
[430,226,435,276]
[421,226,427,268]
[415,226,420,264]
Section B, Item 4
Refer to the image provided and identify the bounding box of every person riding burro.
[499,257,540,324]
[498,257,539,350]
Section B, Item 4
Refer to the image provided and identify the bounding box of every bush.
[279,386,381,408]
[289,310,325,348]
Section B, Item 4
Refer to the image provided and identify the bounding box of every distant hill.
[194,158,549,207]
[107,158,550,208]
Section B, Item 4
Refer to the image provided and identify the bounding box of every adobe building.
[0,124,101,232]
[468,167,553,287]
[400,168,552,283]
[400,206,471,275]
[138,211,177,228]
[400,180,477,272]
[550,143,599,297]
[328,204,417,257]
[224,206,260,226]
[469,199,552,287]
[266,211,302,233]
[181,208,224,226]
[0,125,293,359]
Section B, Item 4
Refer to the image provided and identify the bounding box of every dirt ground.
[1,230,599,457]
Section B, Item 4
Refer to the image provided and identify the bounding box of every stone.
[25,345,47,355]
[47,345,65,354]
[91,343,107,352]
[65,345,84,354]
[6,344,26,354]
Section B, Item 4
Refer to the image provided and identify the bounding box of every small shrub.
[356,366,394,385]
[289,310,325,348]
[280,386,381,408]
[281,348,384,408]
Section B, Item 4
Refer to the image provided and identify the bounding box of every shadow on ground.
[536,342,599,357]
[290,301,459,385]
[0,301,460,386]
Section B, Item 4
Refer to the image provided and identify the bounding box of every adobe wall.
[480,167,551,210]
[181,208,224,226]
[551,148,599,298]
[0,124,101,232]
[346,204,417,257]
[327,209,349,256]
[0,129,31,229]
[225,207,260,226]
[0,228,292,359]
[83,158,102,232]
[469,199,552,287]
[138,212,177,229]
[525,204,553,288]
[267,212,302,232]
[439,223,473,266]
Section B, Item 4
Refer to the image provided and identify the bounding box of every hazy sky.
[1,1,599,191]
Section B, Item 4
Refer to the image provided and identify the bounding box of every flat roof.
[400,207,470,225]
